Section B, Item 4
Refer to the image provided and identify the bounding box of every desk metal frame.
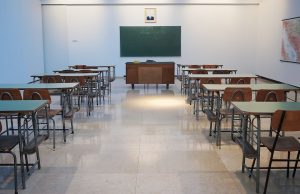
[0,100,48,191]
[232,102,300,193]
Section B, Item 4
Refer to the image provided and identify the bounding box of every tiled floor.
[1,78,300,194]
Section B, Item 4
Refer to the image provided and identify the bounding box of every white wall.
[256,0,300,86]
[42,4,258,76]
[0,0,44,83]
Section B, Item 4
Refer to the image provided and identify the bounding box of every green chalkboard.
[120,26,181,57]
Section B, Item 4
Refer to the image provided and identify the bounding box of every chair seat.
[23,135,47,154]
[220,108,233,116]
[204,109,217,121]
[261,136,300,152]
[37,109,62,118]
[0,136,19,152]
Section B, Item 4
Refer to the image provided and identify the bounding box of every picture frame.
[281,16,300,64]
[145,8,156,23]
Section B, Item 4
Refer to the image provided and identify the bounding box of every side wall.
[42,4,258,76]
[256,0,300,86]
[0,0,44,83]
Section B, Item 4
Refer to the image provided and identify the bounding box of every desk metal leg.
[256,116,261,193]
[241,114,248,173]
[17,114,26,189]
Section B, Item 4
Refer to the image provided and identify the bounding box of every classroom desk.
[176,64,224,80]
[0,100,48,190]
[231,102,300,193]
[30,74,102,115]
[53,68,108,73]
[180,68,238,93]
[186,74,258,102]
[61,69,111,93]
[0,83,79,123]
[68,65,116,85]
[203,83,299,101]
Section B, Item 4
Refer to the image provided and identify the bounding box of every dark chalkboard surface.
[120,26,181,57]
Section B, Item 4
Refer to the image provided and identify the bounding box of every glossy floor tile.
[1,78,300,194]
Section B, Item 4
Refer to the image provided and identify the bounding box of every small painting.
[145,8,156,23]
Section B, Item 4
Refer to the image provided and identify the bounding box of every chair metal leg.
[249,158,256,178]
[70,119,74,134]
[287,151,290,177]
[9,151,18,194]
[36,146,41,169]
[264,150,275,194]
[293,151,300,177]
[62,115,66,143]
[209,121,212,136]
[50,118,55,150]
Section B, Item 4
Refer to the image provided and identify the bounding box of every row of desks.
[181,65,300,193]
[0,66,115,192]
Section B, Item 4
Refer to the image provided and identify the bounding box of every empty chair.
[189,65,202,68]
[188,70,208,75]
[85,65,98,69]
[202,64,220,69]
[188,70,208,105]
[196,78,221,119]
[0,121,22,194]
[214,87,252,147]
[256,89,286,102]
[23,89,62,150]
[73,64,87,69]
[64,76,94,115]
[212,70,232,74]
[229,77,251,84]
[58,69,75,73]
[41,75,63,83]
[41,75,64,96]
[0,89,23,135]
[259,110,300,194]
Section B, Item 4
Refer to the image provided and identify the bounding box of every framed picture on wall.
[145,8,156,23]
[281,16,300,64]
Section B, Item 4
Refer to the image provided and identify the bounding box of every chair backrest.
[189,70,208,74]
[23,89,51,104]
[59,70,75,73]
[229,77,251,84]
[73,65,87,69]
[202,64,219,69]
[271,110,300,132]
[0,89,22,100]
[223,87,252,103]
[78,69,93,73]
[212,70,232,74]
[189,65,202,68]
[85,66,97,69]
[256,90,286,102]
[41,75,63,83]
[64,76,86,87]
[199,78,221,87]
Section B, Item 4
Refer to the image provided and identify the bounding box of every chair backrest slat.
[229,77,251,84]
[256,90,286,102]
[223,87,252,102]
[23,89,51,104]
[202,64,219,69]
[0,89,22,100]
[272,110,300,132]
